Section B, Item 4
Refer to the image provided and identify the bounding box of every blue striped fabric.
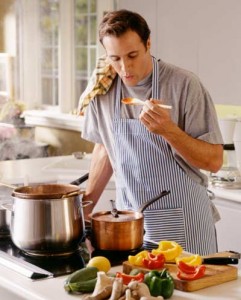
[113,57,217,255]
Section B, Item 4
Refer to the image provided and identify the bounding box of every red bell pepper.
[142,252,165,269]
[177,265,206,281]
[115,272,145,285]
[177,260,199,274]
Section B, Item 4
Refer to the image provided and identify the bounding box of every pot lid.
[92,211,143,222]
[12,184,81,199]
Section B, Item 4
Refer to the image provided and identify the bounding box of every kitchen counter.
[0,264,241,300]
[0,155,116,211]
[210,186,241,203]
[0,155,92,184]
[1,157,241,299]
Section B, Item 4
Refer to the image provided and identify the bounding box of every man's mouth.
[123,74,134,80]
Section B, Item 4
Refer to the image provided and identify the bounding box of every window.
[39,0,59,107]
[16,0,115,113]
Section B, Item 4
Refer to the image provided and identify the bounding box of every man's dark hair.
[99,9,151,48]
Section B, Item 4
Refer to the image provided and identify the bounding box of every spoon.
[122,97,172,109]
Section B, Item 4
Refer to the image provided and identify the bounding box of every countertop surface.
[0,157,241,299]
[0,264,241,300]
[0,155,116,189]
[210,185,241,203]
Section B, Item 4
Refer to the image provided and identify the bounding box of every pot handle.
[81,200,93,208]
[138,190,171,213]
[61,190,85,198]
[1,202,14,212]
[70,173,89,186]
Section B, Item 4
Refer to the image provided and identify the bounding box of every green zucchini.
[64,266,98,293]
[65,266,98,284]
[65,277,97,293]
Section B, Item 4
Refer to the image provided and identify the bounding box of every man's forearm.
[164,124,223,173]
[83,143,113,219]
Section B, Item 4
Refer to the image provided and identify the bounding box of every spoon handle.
[158,104,172,109]
[122,101,172,109]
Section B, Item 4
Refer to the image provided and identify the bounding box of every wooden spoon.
[122,97,172,109]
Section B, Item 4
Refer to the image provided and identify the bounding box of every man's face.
[102,30,152,86]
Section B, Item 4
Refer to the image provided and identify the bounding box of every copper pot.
[91,190,170,251]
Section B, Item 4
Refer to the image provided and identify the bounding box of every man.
[80,9,223,255]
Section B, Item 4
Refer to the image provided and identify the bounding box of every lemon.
[87,256,111,273]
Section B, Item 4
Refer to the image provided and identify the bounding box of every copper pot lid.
[92,190,171,223]
[91,211,143,222]
[12,184,81,199]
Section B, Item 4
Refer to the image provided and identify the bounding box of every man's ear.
[146,38,151,50]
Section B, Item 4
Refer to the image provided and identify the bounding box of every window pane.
[90,15,97,45]
[75,78,88,108]
[41,48,54,69]
[76,0,88,13]
[75,15,88,45]
[39,0,59,106]
[90,0,96,13]
[90,48,96,71]
[74,0,97,108]
[42,77,58,106]
[76,48,88,72]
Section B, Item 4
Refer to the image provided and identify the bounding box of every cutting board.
[122,254,238,292]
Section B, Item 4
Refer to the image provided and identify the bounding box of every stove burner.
[0,238,88,278]
[20,247,79,258]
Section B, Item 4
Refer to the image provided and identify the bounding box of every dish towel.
[78,56,117,115]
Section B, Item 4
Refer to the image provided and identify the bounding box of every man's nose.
[120,59,130,72]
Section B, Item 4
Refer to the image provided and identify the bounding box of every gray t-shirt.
[81,59,223,186]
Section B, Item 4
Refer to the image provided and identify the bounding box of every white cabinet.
[213,197,241,269]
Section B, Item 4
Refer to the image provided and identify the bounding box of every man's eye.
[110,57,120,62]
[129,53,138,59]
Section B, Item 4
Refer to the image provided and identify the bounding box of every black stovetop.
[0,236,143,279]
[0,237,87,278]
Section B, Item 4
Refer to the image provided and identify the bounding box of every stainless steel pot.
[91,190,170,251]
[0,197,12,237]
[1,174,91,255]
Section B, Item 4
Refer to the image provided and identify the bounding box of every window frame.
[19,0,116,113]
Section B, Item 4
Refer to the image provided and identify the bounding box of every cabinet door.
[213,199,241,269]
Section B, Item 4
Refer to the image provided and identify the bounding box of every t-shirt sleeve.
[81,99,103,144]
[184,77,224,145]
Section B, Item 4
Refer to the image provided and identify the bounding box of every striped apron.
[112,57,217,255]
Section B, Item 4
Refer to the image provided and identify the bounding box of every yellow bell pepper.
[128,250,149,266]
[151,240,183,261]
[175,254,202,266]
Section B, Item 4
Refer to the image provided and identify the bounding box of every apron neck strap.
[115,56,159,113]
[151,56,159,99]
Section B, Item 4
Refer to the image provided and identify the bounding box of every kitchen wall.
[117,0,241,106]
